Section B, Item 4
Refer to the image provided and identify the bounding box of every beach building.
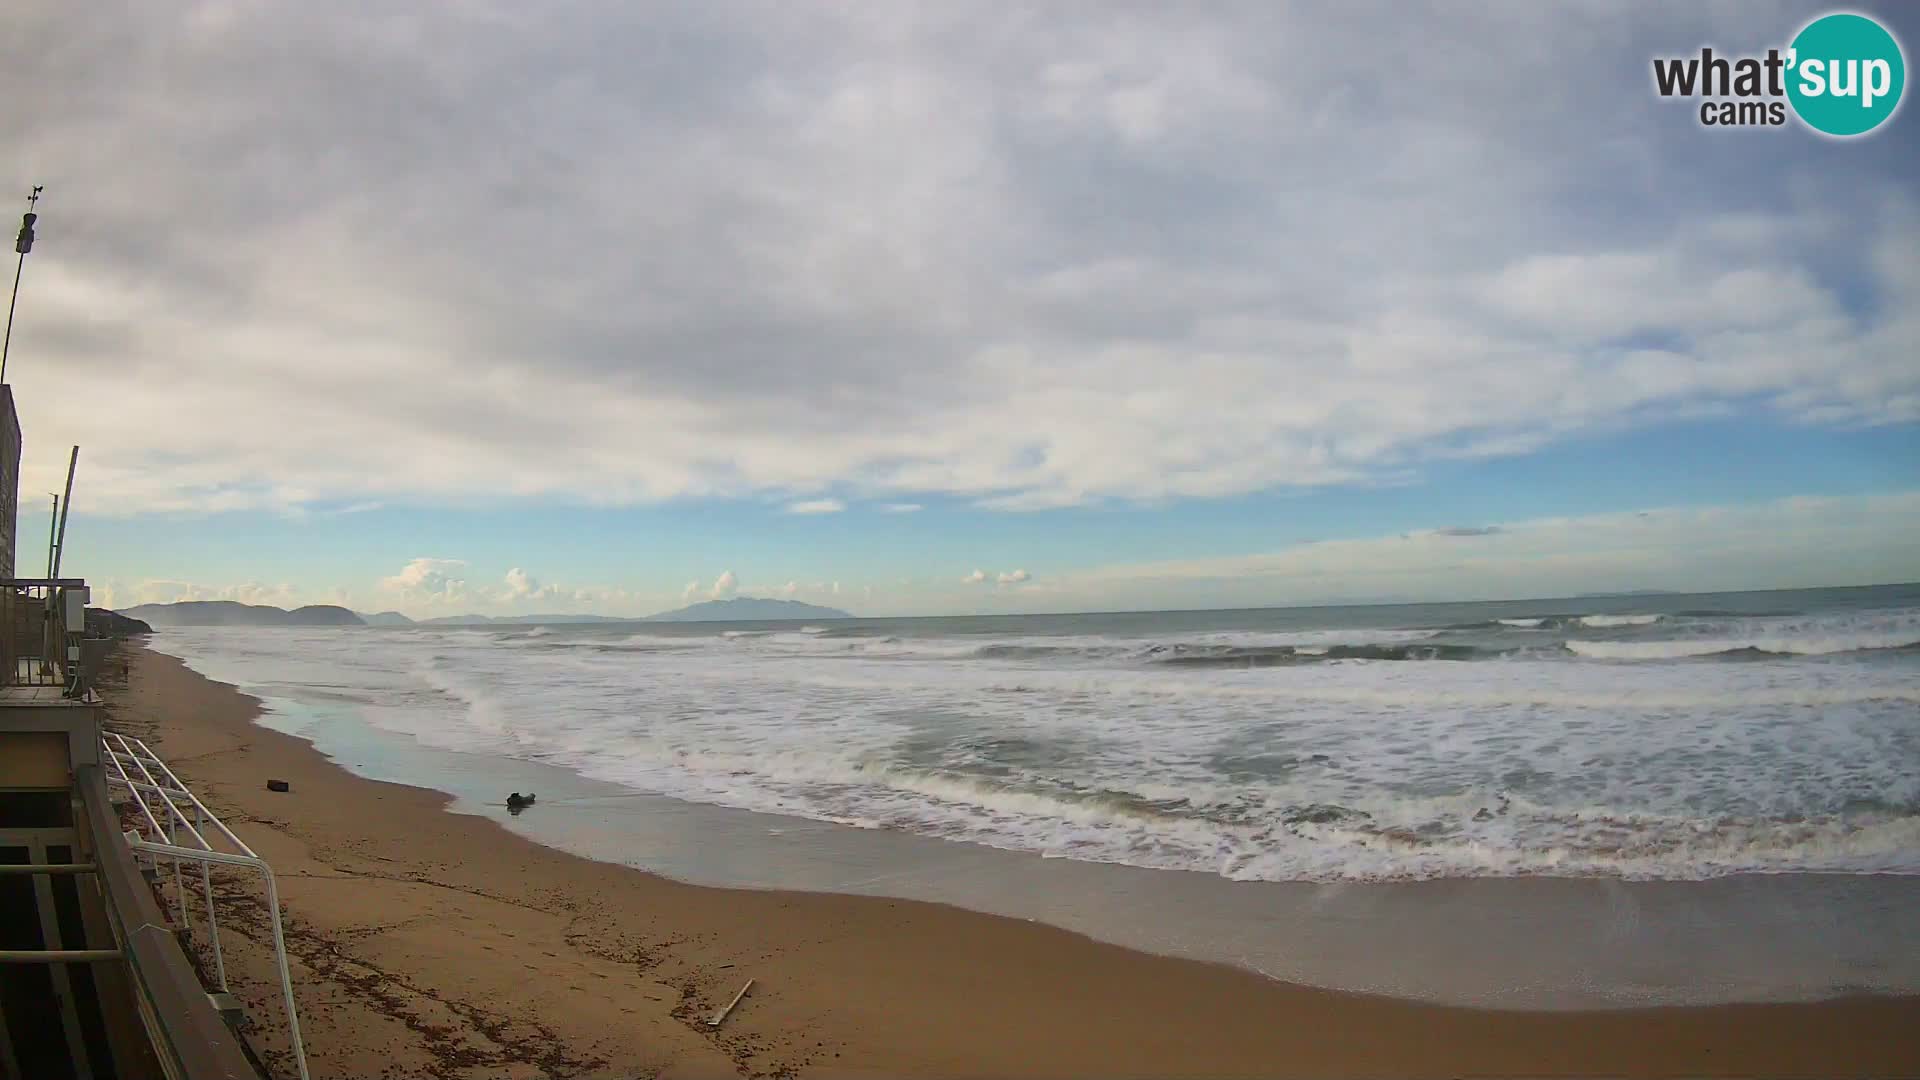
[0,383,300,1078]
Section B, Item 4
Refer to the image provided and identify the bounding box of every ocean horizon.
[152,582,1920,885]
[134,580,1920,1009]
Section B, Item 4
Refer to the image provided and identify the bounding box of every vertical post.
[44,494,55,577]
[196,803,228,991]
[52,446,77,579]
[29,839,96,1079]
[260,864,311,1080]
[1,186,43,387]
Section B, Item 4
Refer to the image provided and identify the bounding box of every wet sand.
[107,640,1920,1078]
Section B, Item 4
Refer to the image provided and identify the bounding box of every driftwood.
[708,978,754,1028]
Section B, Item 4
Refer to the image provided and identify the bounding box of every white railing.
[101,730,310,1080]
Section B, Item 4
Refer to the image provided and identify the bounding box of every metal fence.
[101,730,310,1080]
[0,577,88,694]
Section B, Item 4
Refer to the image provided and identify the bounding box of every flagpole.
[1,186,45,386]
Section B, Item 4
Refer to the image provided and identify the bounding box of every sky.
[1,1,1916,618]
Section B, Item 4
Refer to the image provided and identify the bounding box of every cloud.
[996,569,1031,584]
[963,569,988,584]
[379,558,470,605]
[684,570,741,601]
[786,499,846,514]
[1029,492,1920,612]
[503,566,563,603]
[104,579,301,609]
[376,558,631,612]
[879,503,923,513]
[3,4,1915,515]
[1431,526,1503,537]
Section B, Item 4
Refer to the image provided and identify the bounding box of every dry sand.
[104,641,1920,1079]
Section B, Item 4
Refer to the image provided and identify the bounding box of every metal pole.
[0,950,123,963]
[195,802,228,991]
[1,186,43,386]
[52,446,77,579]
[0,250,24,385]
[261,866,310,1080]
[44,494,56,578]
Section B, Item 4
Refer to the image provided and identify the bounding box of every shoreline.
[108,639,1920,1078]
[238,666,1920,1011]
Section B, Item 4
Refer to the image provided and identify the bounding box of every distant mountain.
[415,613,636,626]
[86,608,153,637]
[358,611,416,626]
[119,601,366,627]
[374,602,854,626]
[642,596,853,622]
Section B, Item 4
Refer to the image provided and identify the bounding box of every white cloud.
[3,5,1914,516]
[108,580,302,609]
[963,569,987,584]
[709,570,739,600]
[996,569,1031,584]
[786,499,846,514]
[1027,492,1920,611]
[373,558,633,613]
[503,566,563,603]
[878,503,923,513]
[379,558,470,605]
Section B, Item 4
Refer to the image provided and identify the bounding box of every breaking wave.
[151,589,1920,883]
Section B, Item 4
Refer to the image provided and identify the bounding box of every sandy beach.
[104,640,1920,1079]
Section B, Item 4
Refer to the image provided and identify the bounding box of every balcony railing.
[0,577,90,696]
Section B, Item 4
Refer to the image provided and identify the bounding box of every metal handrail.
[0,576,90,694]
[0,949,123,962]
[78,766,260,1080]
[101,730,309,1080]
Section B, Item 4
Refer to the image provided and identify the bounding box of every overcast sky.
[2,1,1916,616]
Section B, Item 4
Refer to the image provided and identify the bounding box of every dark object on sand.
[506,792,537,814]
[266,779,290,793]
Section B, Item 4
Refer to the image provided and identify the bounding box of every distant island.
[410,599,854,624]
[412,613,635,626]
[641,597,853,622]
[85,608,153,637]
[112,596,855,628]
[119,601,365,627]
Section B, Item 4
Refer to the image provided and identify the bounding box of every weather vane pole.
[1,185,46,386]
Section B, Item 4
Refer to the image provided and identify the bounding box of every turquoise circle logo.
[1787,12,1906,136]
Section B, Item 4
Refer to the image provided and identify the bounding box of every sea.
[150,583,1920,1006]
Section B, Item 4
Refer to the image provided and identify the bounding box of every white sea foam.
[1579,614,1663,627]
[1568,636,1913,659]
[1498,618,1548,628]
[151,603,1920,883]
